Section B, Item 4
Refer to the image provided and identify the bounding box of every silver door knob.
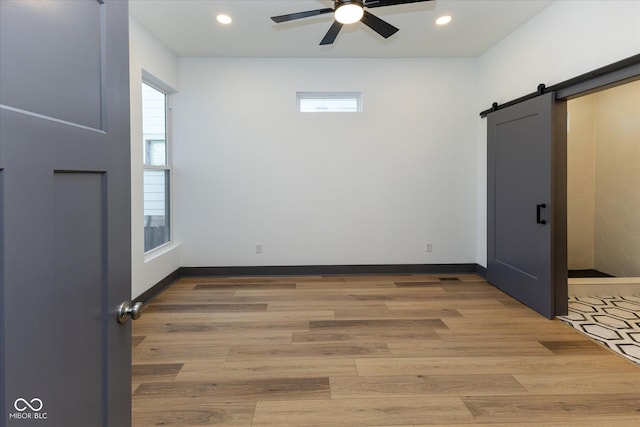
[116,301,143,324]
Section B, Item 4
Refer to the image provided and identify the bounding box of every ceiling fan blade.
[320,21,344,45]
[360,11,399,39]
[364,0,433,8]
[271,8,334,23]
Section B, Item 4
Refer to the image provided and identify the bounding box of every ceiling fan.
[271,0,434,45]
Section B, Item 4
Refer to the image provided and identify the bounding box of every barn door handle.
[116,301,143,324]
[536,203,547,225]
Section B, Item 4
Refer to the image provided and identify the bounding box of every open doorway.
[562,79,640,365]
[567,79,640,296]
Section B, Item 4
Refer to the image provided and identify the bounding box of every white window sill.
[144,241,180,263]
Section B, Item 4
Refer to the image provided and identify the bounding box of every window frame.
[296,91,363,113]
[142,78,173,254]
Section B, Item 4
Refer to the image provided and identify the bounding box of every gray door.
[1,1,132,426]
[487,92,567,319]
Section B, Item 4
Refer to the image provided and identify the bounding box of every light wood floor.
[132,274,640,426]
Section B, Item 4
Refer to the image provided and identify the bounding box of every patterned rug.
[559,295,640,365]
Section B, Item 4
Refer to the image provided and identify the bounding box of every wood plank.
[295,280,396,289]
[149,291,245,304]
[132,320,309,335]
[132,363,183,383]
[330,374,528,398]
[333,308,462,320]
[440,318,574,332]
[194,276,312,283]
[309,319,446,329]
[394,281,445,287]
[252,397,475,426]
[430,274,485,282]
[436,330,590,342]
[144,303,268,313]
[355,357,535,376]
[204,310,335,323]
[133,312,210,325]
[539,339,609,355]
[132,399,256,427]
[194,283,297,290]
[134,377,330,402]
[463,394,640,423]
[455,307,545,319]
[387,340,553,357]
[292,328,441,344]
[340,274,415,282]
[233,287,455,302]
[439,282,502,291]
[229,343,391,360]
[338,288,453,298]
[133,339,230,363]
[176,359,357,382]
[514,372,640,395]
[386,300,507,310]
[139,330,293,347]
[522,355,640,373]
[266,301,387,312]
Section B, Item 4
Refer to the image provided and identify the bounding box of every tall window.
[142,82,171,252]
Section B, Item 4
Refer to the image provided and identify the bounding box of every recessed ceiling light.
[435,15,452,26]
[216,14,232,25]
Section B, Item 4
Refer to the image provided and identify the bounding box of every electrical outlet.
[425,242,433,253]
[256,243,263,254]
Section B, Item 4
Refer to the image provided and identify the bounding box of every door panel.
[494,112,548,277]
[0,1,131,426]
[53,172,104,424]
[487,92,566,319]
[0,0,104,129]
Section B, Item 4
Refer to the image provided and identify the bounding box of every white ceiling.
[129,0,554,58]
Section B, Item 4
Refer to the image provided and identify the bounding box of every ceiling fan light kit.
[335,1,365,24]
[271,0,433,46]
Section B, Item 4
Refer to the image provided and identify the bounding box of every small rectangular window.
[297,92,362,113]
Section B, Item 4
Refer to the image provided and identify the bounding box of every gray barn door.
[0,1,132,426]
[487,92,567,319]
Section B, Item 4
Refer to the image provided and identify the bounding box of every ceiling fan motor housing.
[336,0,365,6]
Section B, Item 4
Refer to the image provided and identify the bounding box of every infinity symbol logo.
[14,397,43,412]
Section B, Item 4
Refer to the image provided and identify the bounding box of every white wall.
[593,80,640,276]
[129,17,181,298]
[567,95,596,270]
[173,58,478,267]
[475,0,640,266]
